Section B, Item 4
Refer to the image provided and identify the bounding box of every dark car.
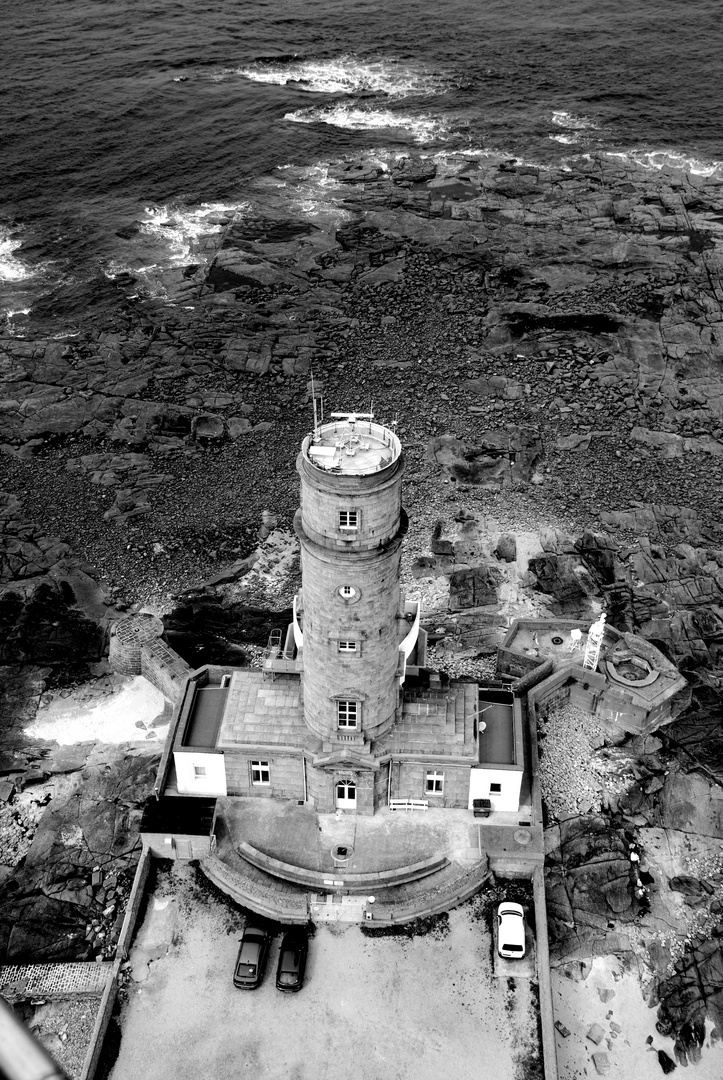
[275,929,308,992]
[233,925,271,989]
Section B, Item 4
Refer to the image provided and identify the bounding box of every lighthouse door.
[335,781,356,811]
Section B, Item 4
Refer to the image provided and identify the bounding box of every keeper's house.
[153,414,528,819]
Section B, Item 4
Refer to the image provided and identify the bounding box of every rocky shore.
[2,150,723,1061]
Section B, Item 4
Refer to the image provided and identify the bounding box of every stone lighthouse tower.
[294,413,408,767]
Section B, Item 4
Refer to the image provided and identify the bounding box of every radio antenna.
[311,372,319,440]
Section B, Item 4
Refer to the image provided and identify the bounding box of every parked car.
[233,925,271,989]
[275,929,308,992]
[496,901,526,959]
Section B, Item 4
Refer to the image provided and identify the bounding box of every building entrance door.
[335,781,356,810]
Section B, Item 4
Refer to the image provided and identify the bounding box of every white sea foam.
[605,148,723,178]
[0,231,31,282]
[275,163,352,221]
[232,56,446,98]
[551,110,598,131]
[104,200,248,300]
[138,201,243,265]
[550,133,581,145]
[284,104,449,143]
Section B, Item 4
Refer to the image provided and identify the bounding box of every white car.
[496,901,526,959]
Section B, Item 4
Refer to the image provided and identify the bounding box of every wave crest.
[551,110,598,131]
[232,55,446,97]
[0,229,32,283]
[284,104,450,143]
[605,148,723,178]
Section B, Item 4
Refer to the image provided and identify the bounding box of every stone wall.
[222,750,305,801]
[306,765,377,816]
[295,431,406,746]
[298,533,404,741]
[108,613,164,675]
[140,639,193,702]
[392,761,470,809]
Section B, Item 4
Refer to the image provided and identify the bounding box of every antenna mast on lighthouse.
[311,372,320,442]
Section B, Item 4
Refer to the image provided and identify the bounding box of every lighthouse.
[294,413,408,761]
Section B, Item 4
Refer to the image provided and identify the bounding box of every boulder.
[495,534,517,562]
[527,553,597,615]
[426,427,543,488]
[192,414,225,441]
[448,564,503,609]
[227,417,252,439]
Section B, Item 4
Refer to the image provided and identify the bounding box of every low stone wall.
[115,846,153,960]
[80,960,121,1080]
[200,853,310,923]
[140,639,192,702]
[238,840,449,892]
[80,847,154,1080]
[533,865,558,1080]
[371,861,493,925]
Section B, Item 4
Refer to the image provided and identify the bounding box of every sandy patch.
[552,955,723,1079]
[25,676,167,746]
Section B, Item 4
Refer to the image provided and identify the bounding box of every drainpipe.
[387,759,393,806]
[302,753,308,803]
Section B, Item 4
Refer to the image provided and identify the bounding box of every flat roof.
[183,686,229,748]
[303,417,401,475]
[141,796,216,835]
[478,702,515,765]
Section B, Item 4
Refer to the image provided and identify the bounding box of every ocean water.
[2,0,722,324]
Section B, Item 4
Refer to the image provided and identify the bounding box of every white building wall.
[174,751,227,797]
[468,766,522,813]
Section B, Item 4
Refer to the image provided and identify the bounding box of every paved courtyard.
[108,864,541,1080]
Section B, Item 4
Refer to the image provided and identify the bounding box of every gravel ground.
[107,863,541,1080]
[24,994,102,1080]
[538,703,632,819]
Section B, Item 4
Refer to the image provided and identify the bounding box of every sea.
[2,0,722,329]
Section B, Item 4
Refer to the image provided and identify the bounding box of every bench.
[389,799,429,812]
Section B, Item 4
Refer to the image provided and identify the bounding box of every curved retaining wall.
[370,861,494,926]
[237,841,449,893]
[200,853,310,924]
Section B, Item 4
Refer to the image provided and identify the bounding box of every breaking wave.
[231,55,448,97]
[137,201,243,265]
[550,133,581,145]
[551,110,598,131]
[0,228,32,282]
[284,104,451,143]
[605,148,723,178]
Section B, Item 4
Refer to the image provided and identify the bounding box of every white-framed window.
[193,765,207,779]
[337,701,358,729]
[339,585,357,599]
[426,771,444,794]
[251,760,270,785]
[339,510,359,531]
[490,782,502,794]
[338,641,358,653]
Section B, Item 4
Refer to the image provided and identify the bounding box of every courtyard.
[107,863,541,1080]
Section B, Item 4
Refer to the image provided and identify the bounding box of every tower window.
[193,766,207,779]
[337,701,358,729]
[426,771,444,794]
[338,641,358,653]
[251,760,270,785]
[338,585,357,600]
[339,510,359,531]
[490,782,502,794]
